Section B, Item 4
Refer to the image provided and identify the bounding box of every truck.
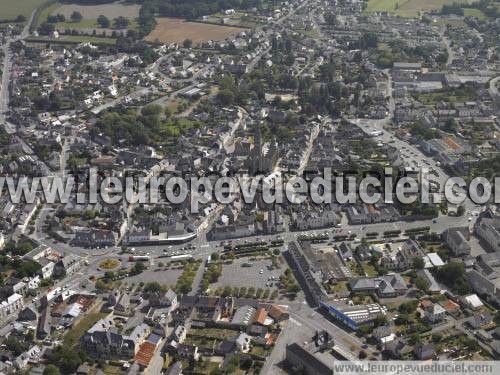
[170,254,193,261]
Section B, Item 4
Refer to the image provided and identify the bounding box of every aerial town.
[0,0,499,374]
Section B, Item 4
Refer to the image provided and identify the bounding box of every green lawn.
[63,311,108,347]
[35,1,60,27]
[56,35,117,44]
[189,327,238,340]
[35,1,139,31]
[361,261,378,277]
[28,35,117,45]
[415,91,474,105]
[0,0,47,21]
[463,8,486,19]
[55,18,138,31]
[103,364,124,375]
[363,0,474,18]
[328,281,348,293]
[160,117,201,138]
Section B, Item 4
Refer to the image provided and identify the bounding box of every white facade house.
[0,293,25,322]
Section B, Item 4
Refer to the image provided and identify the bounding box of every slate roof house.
[349,274,407,298]
[81,318,149,359]
[414,343,436,360]
[442,227,471,257]
[380,239,425,271]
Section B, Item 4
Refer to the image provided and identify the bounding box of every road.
[350,116,478,216]
[0,10,35,132]
[262,299,375,374]
[439,28,456,67]
[488,75,500,107]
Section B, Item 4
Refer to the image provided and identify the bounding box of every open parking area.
[212,258,284,290]
[124,267,183,286]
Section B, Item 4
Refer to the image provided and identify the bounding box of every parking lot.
[212,258,284,290]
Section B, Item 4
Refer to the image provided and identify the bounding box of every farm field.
[363,0,473,18]
[55,1,140,19]
[0,0,46,21]
[145,17,248,44]
[35,1,140,32]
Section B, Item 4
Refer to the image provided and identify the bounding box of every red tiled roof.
[135,341,156,367]
[420,299,433,309]
[443,299,460,311]
[268,304,287,320]
[253,308,268,325]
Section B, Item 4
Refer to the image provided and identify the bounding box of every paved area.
[213,258,284,290]
[125,267,183,286]
[262,318,314,374]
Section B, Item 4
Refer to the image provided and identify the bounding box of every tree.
[415,276,429,292]
[358,350,367,359]
[114,16,129,29]
[436,262,470,294]
[361,32,378,49]
[97,15,110,28]
[408,333,421,345]
[495,310,500,324]
[373,314,388,327]
[273,248,280,256]
[132,261,145,274]
[443,118,457,133]
[70,11,83,23]
[39,22,55,35]
[43,365,61,375]
[287,283,300,294]
[141,104,163,117]
[432,333,442,343]
[5,336,27,356]
[143,281,162,294]
[399,300,418,314]
[457,205,465,216]
[247,287,256,297]
[15,15,26,23]
[183,38,193,48]
[95,279,109,291]
[211,252,219,261]
[14,259,41,278]
[413,257,425,270]
[48,346,85,374]
[217,89,235,106]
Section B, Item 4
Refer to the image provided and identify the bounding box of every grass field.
[64,311,108,347]
[35,1,61,27]
[364,0,473,18]
[463,8,487,19]
[54,18,138,31]
[29,35,117,44]
[36,1,139,30]
[0,0,46,21]
[55,1,140,19]
[145,17,248,44]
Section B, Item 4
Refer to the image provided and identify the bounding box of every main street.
[0,11,35,132]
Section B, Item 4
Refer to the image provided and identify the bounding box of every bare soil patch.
[145,17,248,44]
